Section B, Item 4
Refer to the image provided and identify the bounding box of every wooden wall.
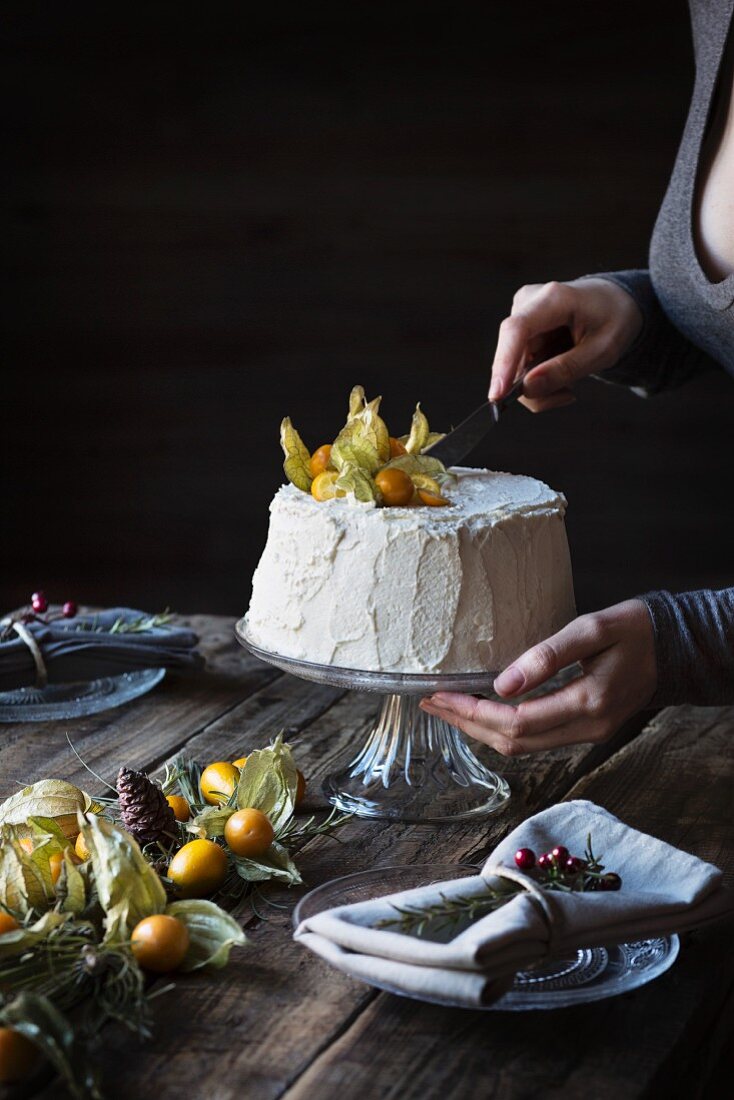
[4,1,733,617]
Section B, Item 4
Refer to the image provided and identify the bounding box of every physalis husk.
[382,452,451,485]
[404,403,430,455]
[348,385,366,420]
[331,394,390,474]
[335,464,381,504]
[410,474,443,495]
[280,417,313,493]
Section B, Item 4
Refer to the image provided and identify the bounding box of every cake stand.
[235,620,510,823]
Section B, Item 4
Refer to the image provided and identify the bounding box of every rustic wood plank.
[282,705,733,1100]
[81,685,636,1100]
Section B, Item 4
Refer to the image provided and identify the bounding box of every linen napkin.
[295,801,734,1007]
[0,608,204,692]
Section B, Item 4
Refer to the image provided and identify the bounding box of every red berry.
[31,592,48,613]
[514,848,536,871]
[551,845,569,865]
[62,601,78,618]
[600,872,622,891]
[565,856,583,875]
[537,853,552,869]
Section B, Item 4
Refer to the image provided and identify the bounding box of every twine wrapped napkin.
[295,801,734,1007]
[0,608,204,693]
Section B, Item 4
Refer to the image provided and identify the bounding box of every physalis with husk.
[280,385,453,507]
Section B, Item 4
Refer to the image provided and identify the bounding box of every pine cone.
[117,767,177,845]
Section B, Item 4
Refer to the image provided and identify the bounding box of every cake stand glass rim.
[235,619,498,695]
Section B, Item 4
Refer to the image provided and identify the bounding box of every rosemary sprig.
[275,807,352,848]
[162,755,204,811]
[377,834,616,937]
[108,611,172,635]
[71,610,173,634]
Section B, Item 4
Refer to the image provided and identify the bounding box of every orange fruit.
[166,794,191,822]
[232,757,247,769]
[309,444,333,478]
[224,809,274,859]
[0,1028,39,1085]
[418,488,450,507]
[168,839,228,898]
[131,914,190,973]
[48,851,64,886]
[311,470,346,502]
[0,912,19,935]
[200,762,240,806]
[18,838,33,854]
[296,770,307,807]
[389,437,407,457]
[375,467,415,507]
[75,832,90,861]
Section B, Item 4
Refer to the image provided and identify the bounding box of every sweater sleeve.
[640,588,734,706]
[582,269,716,394]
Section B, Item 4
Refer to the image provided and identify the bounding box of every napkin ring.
[483,862,558,954]
[0,616,48,689]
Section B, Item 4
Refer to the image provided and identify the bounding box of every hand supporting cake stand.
[236,621,510,823]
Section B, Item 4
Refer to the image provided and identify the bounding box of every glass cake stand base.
[235,621,510,823]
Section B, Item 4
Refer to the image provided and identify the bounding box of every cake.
[246,466,576,674]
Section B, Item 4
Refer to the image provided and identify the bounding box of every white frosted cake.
[246,467,575,674]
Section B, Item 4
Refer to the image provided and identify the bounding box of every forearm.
[640,588,734,706]
[582,270,715,394]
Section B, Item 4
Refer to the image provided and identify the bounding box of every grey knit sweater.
[592,0,734,706]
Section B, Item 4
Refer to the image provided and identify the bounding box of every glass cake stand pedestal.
[235,621,510,823]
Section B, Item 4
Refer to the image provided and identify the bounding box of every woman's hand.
[419,600,657,755]
[489,278,643,411]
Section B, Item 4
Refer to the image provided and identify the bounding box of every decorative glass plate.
[293,864,680,1011]
[0,668,166,722]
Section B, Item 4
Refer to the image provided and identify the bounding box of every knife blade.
[425,374,526,467]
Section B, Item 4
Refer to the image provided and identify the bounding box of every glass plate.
[293,864,680,1011]
[0,668,166,722]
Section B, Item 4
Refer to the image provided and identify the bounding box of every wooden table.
[3,616,733,1099]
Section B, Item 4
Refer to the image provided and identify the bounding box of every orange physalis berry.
[309,444,333,478]
[418,488,450,507]
[375,467,415,507]
[311,471,346,502]
[388,437,407,457]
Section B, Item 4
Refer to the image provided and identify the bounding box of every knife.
[425,374,526,468]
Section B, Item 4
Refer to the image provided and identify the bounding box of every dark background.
[4,1,732,617]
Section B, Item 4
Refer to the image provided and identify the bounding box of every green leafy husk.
[280,416,313,492]
[79,814,166,942]
[0,780,101,840]
[187,803,235,840]
[56,850,87,915]
[335,464,380,504]
[235,735,299,831]
[165,899,247,970]
[332,393,390,475]
[0,992,102,1100]
[331,432,381,475]
[381,452,452,484]
[348,384,366,419]
[404,403,430,454]
[231,841,302,886]
[0,833,53,915]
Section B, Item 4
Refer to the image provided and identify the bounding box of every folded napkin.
[0,608,204,693]
[295,800,734,1007]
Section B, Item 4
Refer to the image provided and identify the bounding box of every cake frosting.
[245,467,576,674]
